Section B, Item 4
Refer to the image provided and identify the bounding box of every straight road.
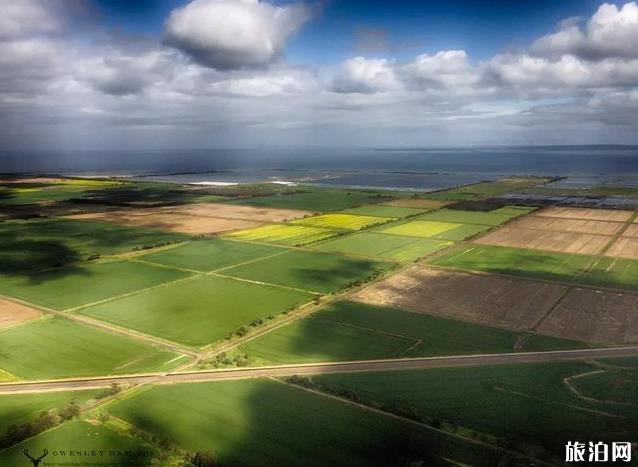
[1,346,637,394]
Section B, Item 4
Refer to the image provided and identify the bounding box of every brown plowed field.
[0,299,41,329]
[512,216,624,235]
[538,288,638,344]
[605,237,638,260]
[350,266,566,330]
[623,224,638,238]
[475,227,610,255]
[536,207,633,222]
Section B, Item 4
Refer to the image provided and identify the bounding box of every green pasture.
[139,239,285,272]
[240,301,585,364]
[222,250,393,294]
[571,365,638,405]
[417,207,530,226]
[312,362,637,460]
[225,223,339,246]
[312,232,451,261]
[229,189,393,211]
[378,220,491,241]
[0,260,190,310]
[585,256,638,291]
[0,421,158,466]
[292,213,390,230]
[79,275,313,346]
[110,379,514,467]
[339,205,428,218]
[424,178,551,201]
[0,317,183,379]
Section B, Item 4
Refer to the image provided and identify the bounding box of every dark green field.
[240,301,586,364]
[416,207,531,226]
[79,275,313,346]
[222,250,394,294]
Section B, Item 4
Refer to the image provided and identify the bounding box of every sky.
[1,0,638,150]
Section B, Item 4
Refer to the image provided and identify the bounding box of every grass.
[225,223,339,246]
[339,205,428,218]
[0,421,158,466]
[378,220,491,241]
[584,256,638,291]
[416,207,529,226]
[0,185,95,205]
[222,250,394,294]
[0,390,99,433]
[312,232,451,261]
[0,218,189,273]
[312,362,637,460]
[0,260,191,310]
[229,188,393,211]
[292,213,390,231]
[78,275,313,346]
[424,178,552,201]
[138,238,286,272]
[570,365,638,405]
[0,317,183,379]
[240,301,586,364]
[109,379,513,467]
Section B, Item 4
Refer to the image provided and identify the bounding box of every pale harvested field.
[623,224,638,238]
[605,237,638,260]
[475,227,610,255]
[536,207,633,222]
[0,177,65,184]
[538,288,638,344]
[0,298,41,329]
[511,216,624,235]
[381,199,448,209]
[68,211,262,235]
[156,203,312,222]
[351,266,566,330]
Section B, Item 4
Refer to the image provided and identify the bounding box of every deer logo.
[23,449,48,466]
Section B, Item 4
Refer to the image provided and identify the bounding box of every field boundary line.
[209,271,321,295]
[313,317,419,344]
[563,370,636,407]
[128,257,201,274]
[212,248,294,273]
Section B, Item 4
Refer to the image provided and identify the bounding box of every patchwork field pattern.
[292,213,390,230]
[340,205,428,218]
[0,297,41,329]
[416,206,533,226]
[312,232,451,261]
[78,275,313,346]
[155,202,312,222]
[351,266,566,331]
[228,189,393,211]
[606,237,638,260]
[379,220,491,241]
[381,198,448,209]
[0,317,183,379]
[224,223,339,246]
[538,207,633,222]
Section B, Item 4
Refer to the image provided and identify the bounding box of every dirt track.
[2,347,637,394]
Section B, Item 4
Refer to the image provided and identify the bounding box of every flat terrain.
[292,213,390,230]
[312,232,451,261]
[222,250,393,294]
[156,202,312,221]
[0,317,182,379]
[606,237,638,259]
[538,206,634,222]
[225,223,340,246]
[139,239,285,272]
[379,220,491,241]
[537,287,638,344]
[240,301,585,364]
[511,215,624,235]
[228,189,392,211]
[351,266,566,330]
[78,275,313,346]
[339,205,428,218]
[416,206,532,226]
[381,198,448,209]
[0,298,41,329]
[0,260,190,310]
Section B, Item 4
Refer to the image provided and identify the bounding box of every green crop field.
[0,390,99,433]
[339,205,428,218]
[109,379,514,467]
[0,260,191,310]
[222,250,393,294]
[0,185,94,205]
[416,207,530,226]
[312,232,451,261]
[430,244,594,283]
[79,275,313,346]
[0,218,189,273]
[424,178,551,201]
[0,317,183,379]
[228,189,393,211]
[139,239,285,272]
[240,301,585,364]
[225,223,339,246]
[584,257,638,291]
[570,363,638,405]
[378,219,491,241]
[0,421,158,466]
[292,213,390,230]
[312,362,637,460]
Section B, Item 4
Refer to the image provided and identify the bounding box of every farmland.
[378,219,491,241]
[0,317,183,379]
[423,177,552,201]
[222,250,394,294]
[239,301,585,364]
[340,205,428,218]
[78,275,313,346]
[0,298,41,329]
[292,213,390,230]
[312,232,451,261]
[224,223,340,246]
[416,206,533,226]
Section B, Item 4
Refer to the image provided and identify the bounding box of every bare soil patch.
[605,237,638,260]
[0,298,41,329]
[537,207,633,222]
[381,199,448,209]
[538,288,638,344]
[351,266,565,330]
[475,227,610,255]
[156,203,312,222]
[512,216,624,236]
